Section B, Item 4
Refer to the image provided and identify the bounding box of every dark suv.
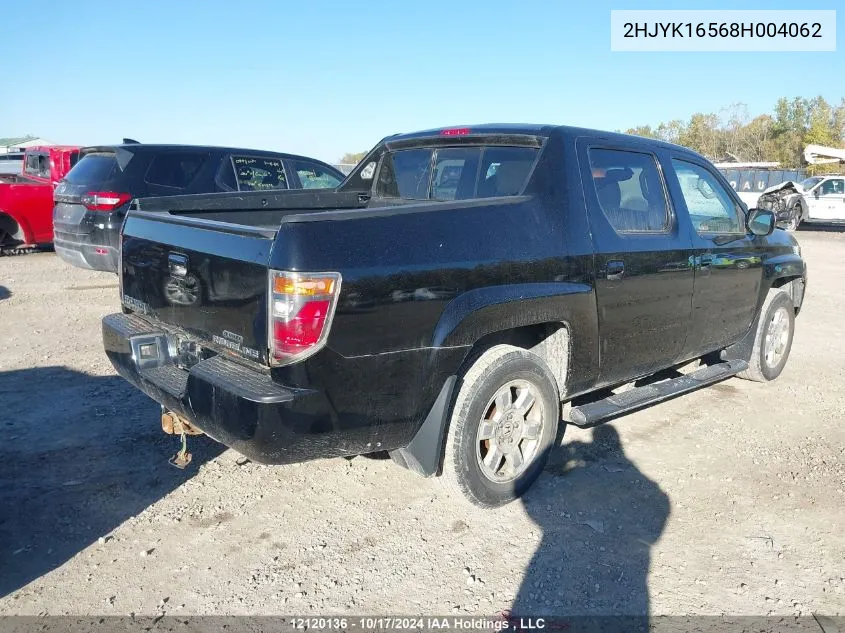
[53,144,345,272]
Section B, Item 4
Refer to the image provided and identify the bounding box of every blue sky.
[1,0,841,163]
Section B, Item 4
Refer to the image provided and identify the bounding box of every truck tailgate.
[120,211,275,365]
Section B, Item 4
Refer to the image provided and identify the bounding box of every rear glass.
[24,153,50,179]
[376,145,538,200]
[145,152,207,189]
[64,153,117,184]
[232,156,288,191]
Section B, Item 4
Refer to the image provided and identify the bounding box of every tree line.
[339,96,845,173]
[625,96,845,173]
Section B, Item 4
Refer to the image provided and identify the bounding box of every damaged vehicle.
[757,175,845,231]
[103,124,807,508]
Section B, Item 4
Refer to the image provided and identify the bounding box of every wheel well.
[458,322,570,397]
[0,212,24,246]
[772,275,805,315]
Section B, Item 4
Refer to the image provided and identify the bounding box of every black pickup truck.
[103,124,807,507]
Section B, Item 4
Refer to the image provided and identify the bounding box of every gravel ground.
[0,230,843,618]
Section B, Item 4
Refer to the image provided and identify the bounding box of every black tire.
[0,213,23,249]
[737,289,795,383]
[441,345,560,508]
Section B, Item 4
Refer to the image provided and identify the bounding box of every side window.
[145,153,207,189]
[672,159,744,234]
[216,158,237,191]
[232,156,288,191]
[819,179,844,195]
[587,148,671,233]
[431,148,481,200]
[290,160,343,189]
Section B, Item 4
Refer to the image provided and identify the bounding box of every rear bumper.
[102,312,340,465]
[54,238,118,272]
[53,204,123,273]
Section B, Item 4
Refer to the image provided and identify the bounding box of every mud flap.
[389,376,457,478]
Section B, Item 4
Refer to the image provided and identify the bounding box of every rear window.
[145,152,207,189]
[375,145,538,200]
[64,153,117,185]
[232,156,288,191]
[24,153,50,179]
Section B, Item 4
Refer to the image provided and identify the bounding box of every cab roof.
[387,123,697,155]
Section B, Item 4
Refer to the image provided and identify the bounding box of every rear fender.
[432,282,595,349]
[431,283,597,392]
[391,283,598,477]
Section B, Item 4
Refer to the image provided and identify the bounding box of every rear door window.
[290,159,343,189]
[587,148,671,233]
[375,145,538,200]
[232,156,288,191]
[64,153,118,184]
[145,152,207,189]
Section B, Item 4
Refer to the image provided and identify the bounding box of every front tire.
[783,202,802,232]
[737,289,795,383]
[441,345,560,508]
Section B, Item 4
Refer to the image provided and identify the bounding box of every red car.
[0,145,80,248]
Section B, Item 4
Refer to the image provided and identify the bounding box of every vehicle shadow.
[0,286,10,300]
[509,425,670,629]
[0,366,224,598]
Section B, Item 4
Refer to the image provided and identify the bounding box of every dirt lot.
[0,230,843,618]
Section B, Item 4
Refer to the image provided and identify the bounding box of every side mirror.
[747,208,776,236]
[813,188,820,198]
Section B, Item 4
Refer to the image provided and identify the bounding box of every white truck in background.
[716,145,844,230]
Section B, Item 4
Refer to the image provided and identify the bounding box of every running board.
[567,360,748,428]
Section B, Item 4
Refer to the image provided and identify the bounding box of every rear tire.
[737,289,795,383]
[441,345,560,508]
[0,213,23,248]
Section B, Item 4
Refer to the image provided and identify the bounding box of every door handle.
[606,260,625,281]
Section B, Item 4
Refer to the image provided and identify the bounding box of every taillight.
[81,191,132,212]
[268,270,341,366]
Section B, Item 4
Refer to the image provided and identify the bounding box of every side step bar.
[567,359,748,428]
